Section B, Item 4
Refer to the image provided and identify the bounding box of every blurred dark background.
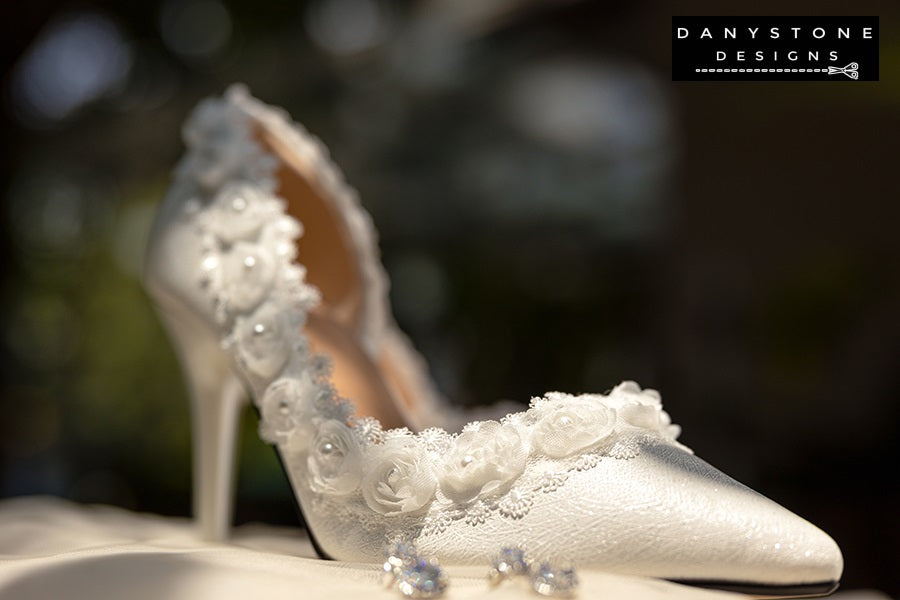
[1,0,898,594]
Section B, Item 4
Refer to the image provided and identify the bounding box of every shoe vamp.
[416,441,841,586]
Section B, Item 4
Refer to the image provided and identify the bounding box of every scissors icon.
[827,62,859,80]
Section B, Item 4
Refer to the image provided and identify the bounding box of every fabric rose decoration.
[618,403,660,429]
[531,395,616,458]
[180,109,246,191]
[179,98,270,193]
[612,381,661,406]
[207,183,274,242]
[439,421,527,504]
[221,241,277,312]
[234,303,297,379]
[258,377,316,445]
[609,381,680,439]
[307,419,362,495]
[361,439,437,516]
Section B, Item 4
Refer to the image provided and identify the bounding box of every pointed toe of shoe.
[610,441,844,593]
[756,521,843,595]
[670,486,844,594]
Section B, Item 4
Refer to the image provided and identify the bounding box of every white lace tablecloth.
[0,497,885,600]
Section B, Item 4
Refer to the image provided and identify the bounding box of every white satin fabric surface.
[0,497,884,600]
[0,496,751,600]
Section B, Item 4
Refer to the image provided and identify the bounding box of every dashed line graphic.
[694,62,859,79]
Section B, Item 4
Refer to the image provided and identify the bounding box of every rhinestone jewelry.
[488,546,578,597]
[397,556,448,598]
[488,546,529,584]
[383,539,418,579]
[383,539,447,598]
[530,560,579,597]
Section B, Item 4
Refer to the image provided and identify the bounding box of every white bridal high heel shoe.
[144,86,843,596]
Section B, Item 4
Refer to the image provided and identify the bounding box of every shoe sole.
[671,578,839,598]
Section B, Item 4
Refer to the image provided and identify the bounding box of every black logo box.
[672,16,879,81]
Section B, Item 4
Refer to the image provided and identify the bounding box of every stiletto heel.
[153,298,248,542]
[192,372,245,543]
[145,85,843,596]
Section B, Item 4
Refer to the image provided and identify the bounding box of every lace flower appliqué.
[362,439,437,516]
[530,395,616,458]
[438,421,527,504]
[308,420,362,495]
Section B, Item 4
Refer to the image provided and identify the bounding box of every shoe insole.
[255,122,416,431]
[305,313,406,429]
